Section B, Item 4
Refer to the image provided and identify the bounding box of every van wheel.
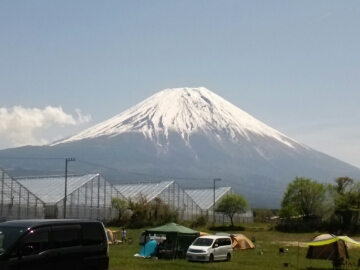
[226,253,231,261]
[209,254,214,263]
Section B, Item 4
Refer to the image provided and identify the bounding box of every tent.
[145,223,200,259]
[231,234,255,250]
[138,240,158,257]
[304,234,354,260]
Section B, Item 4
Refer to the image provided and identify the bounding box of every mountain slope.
[53,87,297,149]
[2,87,360,207]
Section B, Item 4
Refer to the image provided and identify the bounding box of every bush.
[275,219,326,233]
[190,215,208,227]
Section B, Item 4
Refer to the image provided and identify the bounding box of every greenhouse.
[113,181,203,221]
[185,187,253,224]
[15,174,124,222]
[0,167,44,221]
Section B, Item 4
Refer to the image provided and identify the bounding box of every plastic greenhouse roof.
[185,187,233,210]
[114,181,174,202]
[16,174,100,204]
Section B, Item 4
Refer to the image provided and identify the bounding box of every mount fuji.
[1,87,360,207]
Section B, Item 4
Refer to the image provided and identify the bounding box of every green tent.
[145,223,200,259]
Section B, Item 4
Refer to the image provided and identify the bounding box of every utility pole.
[213,178,221,226]
[64,158,75,218]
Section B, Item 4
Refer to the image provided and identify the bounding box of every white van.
[186,235,233,262]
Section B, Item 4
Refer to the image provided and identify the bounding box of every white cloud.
[0,106,91,148]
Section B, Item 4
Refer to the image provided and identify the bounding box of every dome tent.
[305,234,349,260]
[231,234,255,250]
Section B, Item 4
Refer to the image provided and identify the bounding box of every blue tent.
[139,239,157,257]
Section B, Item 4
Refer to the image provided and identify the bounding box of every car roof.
[0,219,102,228]
[198,235,230,239]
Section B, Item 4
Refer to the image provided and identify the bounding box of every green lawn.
[108,228,360,270]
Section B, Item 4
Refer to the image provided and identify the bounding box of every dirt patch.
[275,241,307,247]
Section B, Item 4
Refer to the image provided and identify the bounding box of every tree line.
[110,176,360,234]
[110,193,178,228]
[278,176,360,234]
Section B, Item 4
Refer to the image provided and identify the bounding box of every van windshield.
[0,226,26,255]
[192,238,213,247]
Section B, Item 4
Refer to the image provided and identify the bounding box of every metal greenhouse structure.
[185,187,253,224]
[114,181,203,221]
[15,174,124,222]
[0,168,44,221]
[0,168,253,224]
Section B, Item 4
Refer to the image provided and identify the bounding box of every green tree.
[279,177,326,221]
[329,177,360,232]
[111,197,128,224]
[148,197,178,225]
[215,194,248,227]
[127,193,149,228]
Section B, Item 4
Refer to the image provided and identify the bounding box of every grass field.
[108,227,360,270]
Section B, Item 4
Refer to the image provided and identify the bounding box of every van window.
[0,226,26,255]
[224,238,231,245]
[22,228,50,255]
[52,225,80,248]
[218,238,231,246]
[82,223,104,246]
[193,238,213,246]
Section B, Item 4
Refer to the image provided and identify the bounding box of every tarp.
[145,223,199,259]
[106,229,118,245]
[146,223,199,235]
[231,234,255,250]
[304,234,352,260]
[304,235,360,247]
[138,240,158,257]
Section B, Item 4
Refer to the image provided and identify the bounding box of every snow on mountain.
[52,87,297,148]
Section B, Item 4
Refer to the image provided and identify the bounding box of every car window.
[82,223,104,246]
[192,238,213,246]
[0,226,26,255]
[22,228,50,255]
[52,225,80,248]
[224,238,231,245]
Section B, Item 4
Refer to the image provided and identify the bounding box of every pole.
[213,178,221,226]
[64,158,75,218]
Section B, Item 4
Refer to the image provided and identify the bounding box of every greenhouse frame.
[0,168,44,221]
[185,187,253,224]
[15,174,124,222]
[114,181,203,221]
[0,167,253,224]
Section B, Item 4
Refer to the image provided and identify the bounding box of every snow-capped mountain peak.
[52,87,296,148]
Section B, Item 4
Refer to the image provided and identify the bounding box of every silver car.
[186,235,233,262]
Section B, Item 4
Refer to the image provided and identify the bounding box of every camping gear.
[138,239,158,257]
[145,222,200,259]
[231,234,255,250]
[305,234,350,260]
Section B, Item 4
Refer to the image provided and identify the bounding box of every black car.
[0,219,109,270]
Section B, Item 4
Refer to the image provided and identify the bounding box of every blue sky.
[1,1,359,168]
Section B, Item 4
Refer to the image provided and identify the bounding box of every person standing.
[121,228,127,242]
